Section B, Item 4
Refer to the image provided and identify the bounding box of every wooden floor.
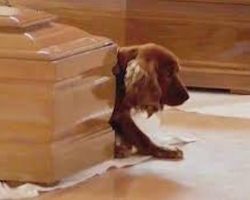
[32,90,250,200]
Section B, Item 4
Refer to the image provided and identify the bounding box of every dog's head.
[113,43,189,116]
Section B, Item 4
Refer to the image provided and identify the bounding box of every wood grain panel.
[0,129,114,183]
[127,0,250,21]
[127,17,250,64]
[54,75,115,138]
[0,80,53,143]
[127,0,250,92]
[127,0,250,64]
[0,7,117,183]
[11,0,127,45]
[174,0,250,5]
[9,0,250,91]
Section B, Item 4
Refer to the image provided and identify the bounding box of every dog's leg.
[114,134,134,158]
[111,112,183,160]
[109,70,135,158]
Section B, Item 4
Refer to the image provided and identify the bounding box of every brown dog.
[109,43,189,159]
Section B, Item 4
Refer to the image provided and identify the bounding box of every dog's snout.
[181,89,189,102]
[161,75,189,106]
[171,88,189,106]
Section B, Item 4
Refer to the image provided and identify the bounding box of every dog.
[109,43,189,159]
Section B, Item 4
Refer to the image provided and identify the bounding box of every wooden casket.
[0,6,117,184]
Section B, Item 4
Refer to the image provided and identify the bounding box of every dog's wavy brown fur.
[109,43,189,159]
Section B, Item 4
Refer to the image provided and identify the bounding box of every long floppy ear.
[112,46,139,76]
[112,63,122,76]
[124,58,162,117]
[124,59,147,91]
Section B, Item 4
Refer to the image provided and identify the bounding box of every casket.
[0,6,117,184]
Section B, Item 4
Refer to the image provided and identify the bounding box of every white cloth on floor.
[131,110,197,147]
[0,156,151,200]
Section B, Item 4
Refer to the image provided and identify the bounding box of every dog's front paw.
[152,146,183,160]
[114,144,133,158]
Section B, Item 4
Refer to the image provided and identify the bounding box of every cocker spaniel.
[109,43,189,159]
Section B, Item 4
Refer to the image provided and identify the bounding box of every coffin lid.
[0,6,114,61]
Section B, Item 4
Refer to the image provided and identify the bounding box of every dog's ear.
[124,58,162,117]
[112,46,139,76]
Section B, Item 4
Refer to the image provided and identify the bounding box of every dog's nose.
[177,88,189,105]
[169,88,189,106]
[182,90,189,102]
